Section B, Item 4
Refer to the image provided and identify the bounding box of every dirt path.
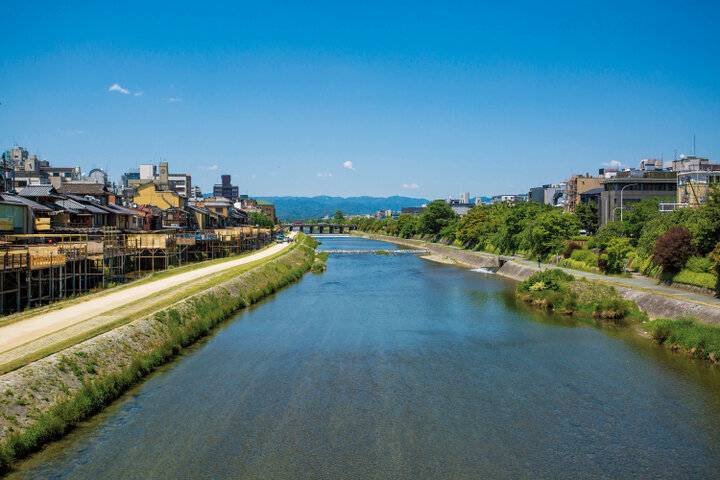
[0,239,294,357]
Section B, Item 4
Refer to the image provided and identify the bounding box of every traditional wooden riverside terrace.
[0,226,274,316]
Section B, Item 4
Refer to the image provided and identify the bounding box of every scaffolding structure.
[0,226,274,316]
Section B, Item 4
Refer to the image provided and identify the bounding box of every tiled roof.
[18,185,59,198]
[103,203,140,216]
[55,198,88,213]
[56,183,108,195]
[0,193,54,212]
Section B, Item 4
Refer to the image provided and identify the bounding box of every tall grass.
[0,234,317,474]
[646,317,720,362]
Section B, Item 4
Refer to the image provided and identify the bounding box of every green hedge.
[672,269,717,290]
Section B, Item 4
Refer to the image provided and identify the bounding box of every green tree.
[523,210,581,257]
[575,201,599,234]
[333,210,345,221]
[419,201,458,236]
[457,206,490,246]
[598,237,634,273]
[249,212,273,228]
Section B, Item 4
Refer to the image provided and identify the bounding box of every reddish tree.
[652,226,696,273]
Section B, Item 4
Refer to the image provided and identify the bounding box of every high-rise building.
[213,175,239,202]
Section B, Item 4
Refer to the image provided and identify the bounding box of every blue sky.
[1,1,719,198]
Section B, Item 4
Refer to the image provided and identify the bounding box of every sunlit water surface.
[9,236,720,479]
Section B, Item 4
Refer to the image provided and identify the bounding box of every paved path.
[512,257,720,308]
[0,238,295,357]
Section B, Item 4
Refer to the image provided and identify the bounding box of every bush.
[570,249,599,266]
[564,242,582,259]
[518,269,574,292]
[685,256,714,274]
[652,226,696,273]
[598,238,634,274]
[647,317,720,361]
[672,269,717,290]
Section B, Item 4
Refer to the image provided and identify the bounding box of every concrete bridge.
[282,223,358,234]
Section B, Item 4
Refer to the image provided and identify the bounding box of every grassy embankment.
[311,251,328,273]
[0,245,290,375]
[0,234,319,474]
[645,317,720,364]
[516,269,647,322]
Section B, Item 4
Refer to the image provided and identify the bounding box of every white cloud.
[602,160,625,168]
[200,165,218,170]
[166,97,182,102]
[402,183,420,189]
[343,161,355,171]
[108,83,131,95]
[134,91,143,97]
[317,172,333,177]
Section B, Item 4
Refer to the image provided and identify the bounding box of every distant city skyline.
[1,1,719,198]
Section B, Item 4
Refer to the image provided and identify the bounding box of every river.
[8,236,720,479]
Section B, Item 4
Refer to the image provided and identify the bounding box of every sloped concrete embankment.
[0,238,316,472]
[355,233,720,324]
[614,286,720,324]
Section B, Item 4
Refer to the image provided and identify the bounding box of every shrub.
[564,242,582,259]
[598,238,634,274]
[672,269,717,290]
[570,249,599,266]
[652,226,696,273]
[685,256,713,274]
[518,269,574,292]
[647,317,720,361]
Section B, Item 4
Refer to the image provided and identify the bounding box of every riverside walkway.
[0,234,297,371]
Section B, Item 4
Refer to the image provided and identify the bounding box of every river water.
[9,236,720,479]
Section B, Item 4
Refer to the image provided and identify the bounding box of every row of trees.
[347,186,720,284]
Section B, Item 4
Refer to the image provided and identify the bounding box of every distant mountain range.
[256,196,431,221]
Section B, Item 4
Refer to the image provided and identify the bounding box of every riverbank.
[0,234,318,474]
[354,232,720,324]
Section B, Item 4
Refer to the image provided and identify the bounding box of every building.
[529,184,567,207]
[122,162,192,198]
[599,170,677,225]
[673,156,720,208]
[566,174,604,212]
[460,192,469,204]
[255,200,277,223]
[168,172,192,198]
[213,175,239,203]
[491,194,528,205]
[401,206,425,215]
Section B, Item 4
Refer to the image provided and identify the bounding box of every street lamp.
[620,183,637,222]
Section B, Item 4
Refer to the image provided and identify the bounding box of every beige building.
[566,174,603,211]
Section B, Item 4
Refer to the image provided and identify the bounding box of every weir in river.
[8,236,720,479]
